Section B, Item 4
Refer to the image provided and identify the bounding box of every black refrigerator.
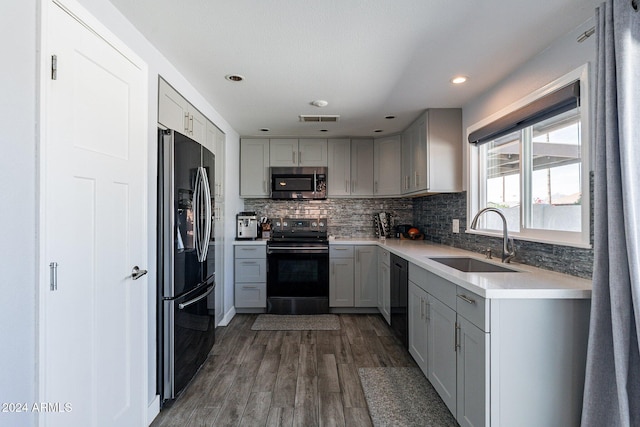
[157,129,216,402]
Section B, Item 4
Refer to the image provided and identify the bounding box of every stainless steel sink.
[429,257,519,273]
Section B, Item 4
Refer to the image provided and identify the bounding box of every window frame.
[466,65,591,248]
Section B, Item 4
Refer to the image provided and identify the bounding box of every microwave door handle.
[314,171,317,194]
[201,167,212,261]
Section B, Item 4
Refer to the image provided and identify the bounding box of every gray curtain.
[582,1,640,426]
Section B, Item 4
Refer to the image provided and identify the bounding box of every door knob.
[131,266,148,280]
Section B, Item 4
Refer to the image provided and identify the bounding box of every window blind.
[468,80,580,145]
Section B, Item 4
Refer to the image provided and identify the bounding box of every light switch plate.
[452,219,460,233]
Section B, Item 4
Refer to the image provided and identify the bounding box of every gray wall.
[462,17,597,186]
[415,16,597,280]
[0,1,37,426]
[1,0,244,421]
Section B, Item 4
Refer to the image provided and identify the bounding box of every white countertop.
[233,236,591,299]
[330,238,592,300]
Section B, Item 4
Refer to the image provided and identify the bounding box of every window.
[468,66,590,247]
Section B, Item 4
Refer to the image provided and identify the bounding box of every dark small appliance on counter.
[236,212,259,240]
[395,224,413,238]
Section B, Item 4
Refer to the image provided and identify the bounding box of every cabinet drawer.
[409,264,457,309]
[235,283,266,308]
[379,248,390,266]
[235,245,266,259]
[330,245,354,258]
[235,259,267,282]
[456,287,489,332]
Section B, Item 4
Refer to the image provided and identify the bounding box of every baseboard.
[330,307,381,314]
[218,306,236,326]
[147,395,160,426]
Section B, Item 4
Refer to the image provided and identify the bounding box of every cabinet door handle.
[457,294,476,305]
[374,181,378,194]
[455,322,461,352]
[426,299,430,321]
[184,113,190,133]
[420,297,424,320]
[298,151,302,164]
[292,151,296,164]
[189,115,194,134]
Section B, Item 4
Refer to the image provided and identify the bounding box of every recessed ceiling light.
[260,128,270,132]
[225,74,245,82]
[311,100,329,108]
[374,129,383,133]
[385,115,396,120]
[451,76,468,84]
[319,129,328,132]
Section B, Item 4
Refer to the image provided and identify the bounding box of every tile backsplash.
[243,198,413,238]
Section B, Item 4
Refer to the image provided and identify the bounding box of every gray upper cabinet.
[158,78,206,145]
[350,139,374,196]
[299,139,328,166]
[240,139,270,197]
[239,108,461,199]
[269,138,327,167]
[327,138,351,197]
[401,109,462,195]
[374,135,402,196]
[327,138,374,197]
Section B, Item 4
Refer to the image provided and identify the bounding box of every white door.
[42,3,147,426]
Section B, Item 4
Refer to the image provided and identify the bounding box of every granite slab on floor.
[358,367,457,427]
[250,314,341,331]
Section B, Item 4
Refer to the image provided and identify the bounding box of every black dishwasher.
[390,253,408,349]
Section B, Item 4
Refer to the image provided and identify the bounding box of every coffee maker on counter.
[236,211,259,240]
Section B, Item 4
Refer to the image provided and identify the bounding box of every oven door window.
[268,253,328,297]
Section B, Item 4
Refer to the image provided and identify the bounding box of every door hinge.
[51,55,57,80]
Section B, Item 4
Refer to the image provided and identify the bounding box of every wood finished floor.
[151,313,417,427]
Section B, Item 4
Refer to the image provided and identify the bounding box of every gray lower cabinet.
[330,245,378,308]
[407,262,589,427]
[408,281,428,371]
[234,245,267,308]
[354,246,377,307]
[456,315,488,427]
[378,248,391,323]
[330,257,354,307]
[427,293,457,414]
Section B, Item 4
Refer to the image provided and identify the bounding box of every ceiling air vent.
[299,115,340,123]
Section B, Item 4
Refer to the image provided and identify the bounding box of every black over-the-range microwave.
[270,167,327,199]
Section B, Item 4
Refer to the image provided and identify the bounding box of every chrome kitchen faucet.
[470,207,516,263]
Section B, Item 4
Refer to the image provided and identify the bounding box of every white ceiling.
[108,0,595,138]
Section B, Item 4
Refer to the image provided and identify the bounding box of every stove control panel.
[273,217,327,234]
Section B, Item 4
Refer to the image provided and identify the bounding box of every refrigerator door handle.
[200,167,212,261]
[193,167,202,261]
[178,284,214,310]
